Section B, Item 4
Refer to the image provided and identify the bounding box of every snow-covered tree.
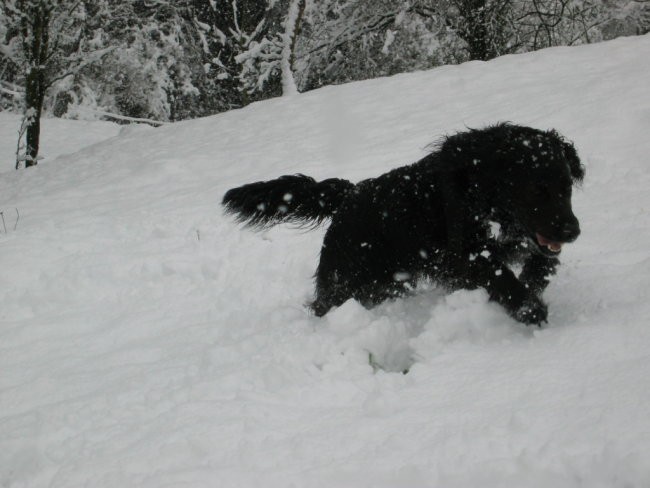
[294,1,462,90]
[447,0,513,60]
[0,0,112,168]
[207,0,308,100]
[56,1,207,122]
[197,0,275,107]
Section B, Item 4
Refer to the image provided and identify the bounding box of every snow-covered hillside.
[1,35,650,488]
[0,115,122,173]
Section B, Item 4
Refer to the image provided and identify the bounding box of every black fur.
[223,123,584,325]
[223,174,355,228]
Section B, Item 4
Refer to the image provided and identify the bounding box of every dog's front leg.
[463,254,548,325]
[519,254,559,296]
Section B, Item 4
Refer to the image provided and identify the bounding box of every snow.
[1,35,650,487]
[0,113,122,173]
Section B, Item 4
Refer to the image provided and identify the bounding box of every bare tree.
[514,0,605,50]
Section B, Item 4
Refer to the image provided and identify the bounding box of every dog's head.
[507,131,583,255]
[440,124,585,255]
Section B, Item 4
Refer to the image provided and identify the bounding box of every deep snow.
[1,35,650,487]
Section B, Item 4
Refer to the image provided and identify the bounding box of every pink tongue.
[536,233,563,252]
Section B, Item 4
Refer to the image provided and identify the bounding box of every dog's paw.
[514,296,548,326]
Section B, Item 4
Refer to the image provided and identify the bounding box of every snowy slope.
[0,113,121,173]
[1,35,650,487]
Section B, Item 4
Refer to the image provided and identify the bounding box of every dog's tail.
[222,174,355,228]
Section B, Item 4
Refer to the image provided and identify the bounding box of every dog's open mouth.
[536,233,564,253]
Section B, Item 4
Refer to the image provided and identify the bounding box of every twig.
[14,208,20,231]
[0,212,6,234]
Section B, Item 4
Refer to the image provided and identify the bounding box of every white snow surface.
[2,35,650,487]
[0,114,121,173]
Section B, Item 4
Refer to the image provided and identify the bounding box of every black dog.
[223,123,584,324]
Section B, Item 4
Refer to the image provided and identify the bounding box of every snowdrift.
[1,35,650,487]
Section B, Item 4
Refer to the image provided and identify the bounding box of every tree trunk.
[455,0,507,61]
[24,70,46,167]
[281,0,306,96]
[22,1,50,168]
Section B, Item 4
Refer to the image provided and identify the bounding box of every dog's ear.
[432,128,488,173]
[549,129,584,184]
[561,140,585,184]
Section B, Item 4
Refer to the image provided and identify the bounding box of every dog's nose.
[561,220,580,242]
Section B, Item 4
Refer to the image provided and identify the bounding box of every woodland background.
[1,0,648,124]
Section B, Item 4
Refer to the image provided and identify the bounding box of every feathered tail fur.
[222,174,355,228]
